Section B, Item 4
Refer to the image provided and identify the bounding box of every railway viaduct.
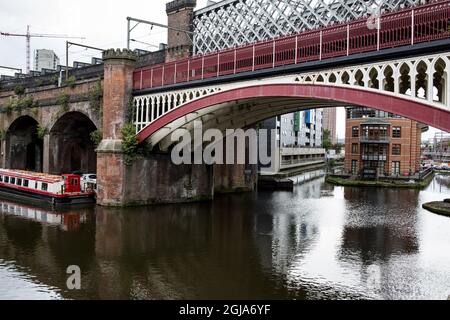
[1,0,450,206]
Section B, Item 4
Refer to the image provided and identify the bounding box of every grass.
[326,173,434,190]
[422,201,450,217]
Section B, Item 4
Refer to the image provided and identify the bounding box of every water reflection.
[0,175,449,300]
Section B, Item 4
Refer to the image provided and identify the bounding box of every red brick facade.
[345,117,423,177]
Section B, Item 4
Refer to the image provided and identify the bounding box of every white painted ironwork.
[193,0,422,55]
[133,51,450,146]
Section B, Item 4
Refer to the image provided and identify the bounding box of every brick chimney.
[166,0,196,62]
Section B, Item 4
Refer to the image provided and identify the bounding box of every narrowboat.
[0,169,96,205]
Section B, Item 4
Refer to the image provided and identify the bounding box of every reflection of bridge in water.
[1,175,450,299]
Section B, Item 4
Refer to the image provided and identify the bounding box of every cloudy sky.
[0,0,443,140]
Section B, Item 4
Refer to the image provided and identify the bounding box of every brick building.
[344,107,426,178]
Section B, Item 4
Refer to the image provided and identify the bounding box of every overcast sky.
[0,0,443,140]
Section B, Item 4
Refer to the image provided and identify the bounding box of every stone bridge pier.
[97,49,257,207]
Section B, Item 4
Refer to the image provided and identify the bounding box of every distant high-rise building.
[260,110,326,174]
[323,108,337,145]
[34,49,60,71]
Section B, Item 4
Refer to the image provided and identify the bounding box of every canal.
[0,174,449,300]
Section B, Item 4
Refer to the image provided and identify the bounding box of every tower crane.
[0,25,85,74]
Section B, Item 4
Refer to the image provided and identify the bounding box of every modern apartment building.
[345,107,426,179]
[34,49,60,72]
[260,110,326,174]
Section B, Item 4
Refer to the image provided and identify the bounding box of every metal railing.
[133,0,450,90]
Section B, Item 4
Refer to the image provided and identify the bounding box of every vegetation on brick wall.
[126,97,136,123]
[51,75,59,85]
[89,81,103,117]
[0,130,5,141]
[90,130,102,147]
[4,96,38,115]
[14,84,25,96]
[64,76,76,89]
[122,123,139,166]
[57,93,70,113]
[36,125,47,140]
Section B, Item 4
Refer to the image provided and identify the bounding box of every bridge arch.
[5,115,43,172]
[136,84,450,148]
[48,111,97,175]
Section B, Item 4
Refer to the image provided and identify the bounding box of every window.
[392,144,401,155]
[41,183,48,191]
[35,182,38,189]
[4,176,9,183]
[352,126,359,138]
[17,179,22,186]
[392,161,401,175]
[0,176,2,182]
[393,127,401,138]
[352,160,358,175]
[23,180,29,187]
[10,178,15,185]
[352,144,359,154]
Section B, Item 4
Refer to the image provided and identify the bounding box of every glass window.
[10,178,15,185]
[393,127,401,138]
[352,144,358,154]
[352,127,359,138]
[0,176,2,182]
[352,160,358,175]
[392,161,401,175]
[23,180,29,187]
[4,176,9,183]
[392,144,401,155]
[17,179,22,186]
[41,183,48,191]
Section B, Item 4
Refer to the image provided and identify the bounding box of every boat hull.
[0,186,96,206]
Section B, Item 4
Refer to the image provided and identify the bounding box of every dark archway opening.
[6,116,43,172]
[49,112,97,175]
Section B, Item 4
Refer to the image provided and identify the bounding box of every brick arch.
[5,115,43,172]
[137,84,450,143]
[48,111,98,174]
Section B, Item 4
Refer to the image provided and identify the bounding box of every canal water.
[0,174,449,300]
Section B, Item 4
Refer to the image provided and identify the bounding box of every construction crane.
[0,25,85,74]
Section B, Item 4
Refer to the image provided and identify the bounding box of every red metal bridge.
[133,0,450,90]
[132,0,450,147]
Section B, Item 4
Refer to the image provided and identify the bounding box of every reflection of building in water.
[340,226,419,264]
[254,213,319,275]
[0,199,92,232]
[341,187,419,263]
[339,187,420,297]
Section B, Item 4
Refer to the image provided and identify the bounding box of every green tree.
[333,143,344,154]
[322,129,332,151]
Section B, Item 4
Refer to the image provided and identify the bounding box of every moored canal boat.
[0,169,96,205]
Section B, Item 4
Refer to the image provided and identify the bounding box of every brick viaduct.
[0,0,256,206]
